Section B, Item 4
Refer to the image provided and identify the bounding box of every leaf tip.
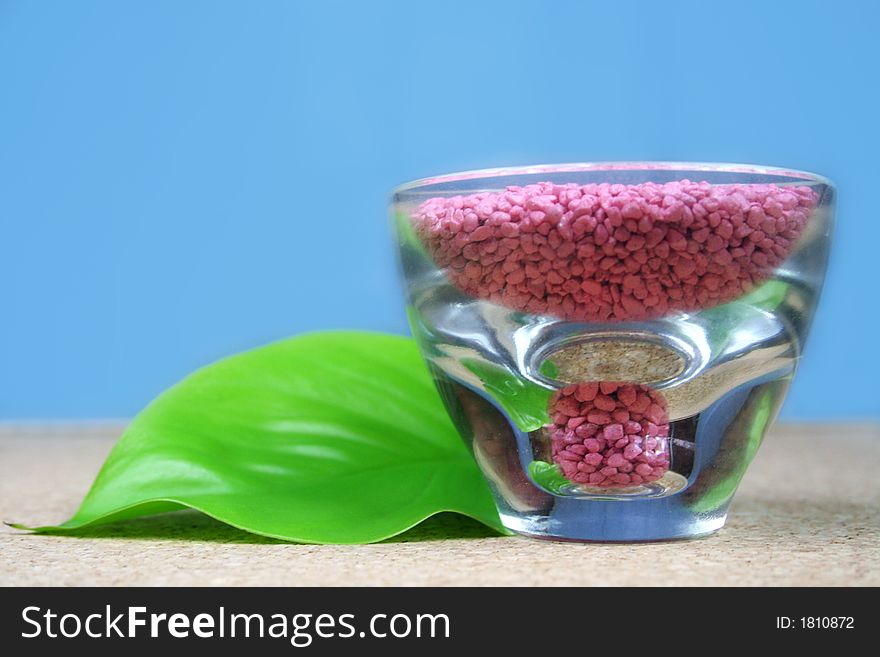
[4,521,29,530]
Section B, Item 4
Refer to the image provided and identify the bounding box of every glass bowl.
[391,162,834,541]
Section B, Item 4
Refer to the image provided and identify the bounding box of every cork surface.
[1,422,878,586]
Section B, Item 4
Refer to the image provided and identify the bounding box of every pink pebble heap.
[414,181,817,321]
[549,382,671,488]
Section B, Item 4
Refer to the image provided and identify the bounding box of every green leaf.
[461,358,552,431]
[738,279,790,311]
[15,332,505,543]
[528,460,570,495]
[539,359,560,380]
[686,383,783,513]
[697,280,792,355]
[393,210,429,257]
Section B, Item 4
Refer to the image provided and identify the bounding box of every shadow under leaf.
[37,510,501,545]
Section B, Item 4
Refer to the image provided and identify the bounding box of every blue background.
[1,0,877,420]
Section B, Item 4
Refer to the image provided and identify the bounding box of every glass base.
[499,504,728,542]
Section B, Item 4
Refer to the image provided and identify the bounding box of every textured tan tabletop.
[1,422,878,586]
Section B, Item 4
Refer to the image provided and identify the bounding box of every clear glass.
[391,162,834,541]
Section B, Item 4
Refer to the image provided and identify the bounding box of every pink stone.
[603,423,625,441]
[468,225,492,242]
[414,181,815,322]
[583,438,602,453]
[625,420,642,434]
[594,394,617,412]
[575,382,599,401]
[575,423,597,439]
[630,394,651,414]
[587,410,611,424]
[617,386,637,406]
[645,403,668,425]
[548,382,671,490]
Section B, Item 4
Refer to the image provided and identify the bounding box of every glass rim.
[392,161,835,195]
